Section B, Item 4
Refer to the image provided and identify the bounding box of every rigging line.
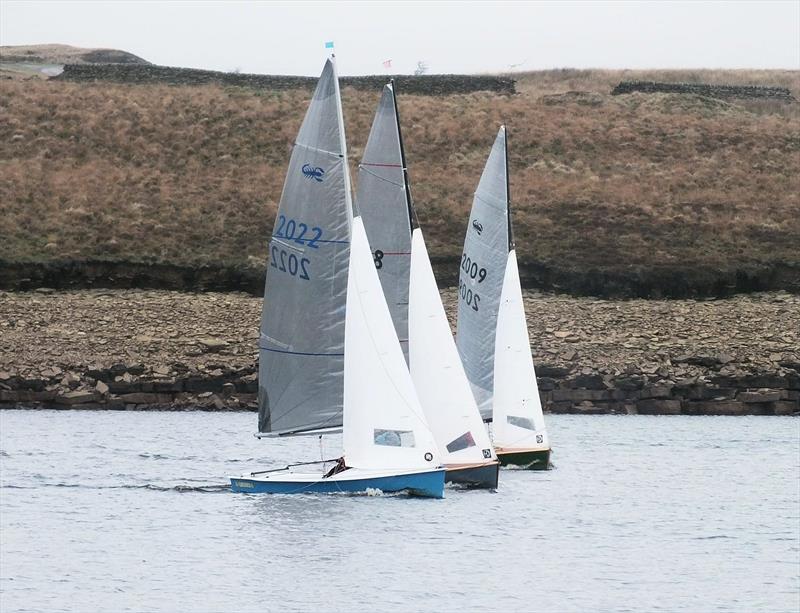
[361,162,404,168]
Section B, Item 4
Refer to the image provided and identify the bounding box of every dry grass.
[0,69,798,279]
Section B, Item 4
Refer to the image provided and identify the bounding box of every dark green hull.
[445,462,500,489]
[497,448,551,470]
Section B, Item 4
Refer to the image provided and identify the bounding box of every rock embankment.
[55,64,516,95]
[611,81,796,101]
[0,289,797,416]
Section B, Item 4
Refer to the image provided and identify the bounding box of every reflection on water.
[1,411,798,613]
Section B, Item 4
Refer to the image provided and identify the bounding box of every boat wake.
[1,482,230,493]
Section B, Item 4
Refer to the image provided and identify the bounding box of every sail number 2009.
[458,279,481,312]
[460,253,487,283]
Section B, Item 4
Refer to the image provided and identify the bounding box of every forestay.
[455,127,510,419]
[356,83,413,360]
[492,251,549,450]
[343,218,441,471]
[409,229,496,465]
[258,59,351,434]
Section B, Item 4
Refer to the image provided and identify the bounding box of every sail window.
[373,429,416,447]
[507,415,536,430]
[446,431,476,453]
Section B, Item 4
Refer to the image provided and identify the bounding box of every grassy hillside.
[1,68,798,294]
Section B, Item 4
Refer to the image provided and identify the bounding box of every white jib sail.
[408,229,497,466]
[343,217,441,471]
[491,250,549,451]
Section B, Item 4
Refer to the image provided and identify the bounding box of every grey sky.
[2,0,799,75]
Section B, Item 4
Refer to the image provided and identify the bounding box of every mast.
[503,124,514,252]
[390,79,418,232]
[332,54,355,224]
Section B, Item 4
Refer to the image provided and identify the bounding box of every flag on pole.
[324,41,334,49]
[382,59,392,69]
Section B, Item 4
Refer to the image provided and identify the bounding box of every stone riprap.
[1,289,797,415]
[611,81,796,101]
[54,64,516,95]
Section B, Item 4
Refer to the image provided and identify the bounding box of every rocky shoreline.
[1,289,798,416]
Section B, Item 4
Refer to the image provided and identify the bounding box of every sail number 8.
[460,253,487,283]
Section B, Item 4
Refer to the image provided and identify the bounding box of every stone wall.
[538,369,799,416]
[1,364,797,415]
[55,64,517,95]
[611,81,795,101]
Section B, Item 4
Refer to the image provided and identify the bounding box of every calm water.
[1,411,798,613]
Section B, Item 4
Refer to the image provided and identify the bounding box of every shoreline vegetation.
[1,61,798,299]
[1,289,797,416]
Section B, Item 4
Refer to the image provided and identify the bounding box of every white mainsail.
[455,126,549,453]
[409,229,497,466]
[258,59,351,435]
[343,218,441,471]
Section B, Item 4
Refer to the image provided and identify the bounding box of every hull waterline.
[230,467,446,498]
[445,461,500,489]
[496,448,551,470]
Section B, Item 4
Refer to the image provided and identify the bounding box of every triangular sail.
[356,84,413,361]
[455,127,510,419]
[409,229,496,465]
[258,59,351,434]
[343,218,440,470]
[492,250,549,451]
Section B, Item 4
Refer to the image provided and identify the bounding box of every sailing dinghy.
[455,126,551,470]
[358,84,499,488]
[230,60,444,497]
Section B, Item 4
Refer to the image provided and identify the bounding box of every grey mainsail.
[356,83,414,360]
[258,59,352,434]
[455,127,510,419]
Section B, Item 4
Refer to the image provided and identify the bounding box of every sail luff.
[331,55,354,225]
[390,80,418,232]
[503,125,514,251]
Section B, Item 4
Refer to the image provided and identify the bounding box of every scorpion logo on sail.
[472,219,483,235]
[301,164,325,182]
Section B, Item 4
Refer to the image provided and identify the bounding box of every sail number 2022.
[270,215,320,281]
